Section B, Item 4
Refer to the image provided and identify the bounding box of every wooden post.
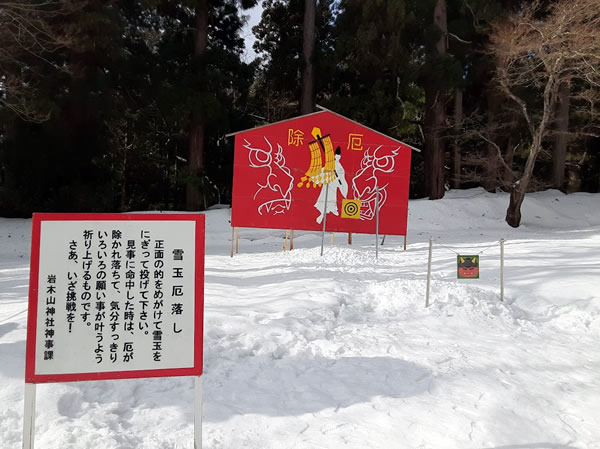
[290,230,294,250]
[375,186,380,260]
[283,230,290,251]
[235,227,239,254]
[194,376,203,449]
[230,227,235,258]
[22,383,36,449]
[404,235,407,251]
[425,237,432,308]
[320,183,329,256]
[348,233,352,245]
[381,235,387,245]
[330,232,335,244]
[500,239,505,302]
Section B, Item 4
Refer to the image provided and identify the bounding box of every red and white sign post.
[23,213,205,449]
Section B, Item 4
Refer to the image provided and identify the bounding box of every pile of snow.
[1,189,599,448]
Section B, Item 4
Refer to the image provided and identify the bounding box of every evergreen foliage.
[0,0,597,219]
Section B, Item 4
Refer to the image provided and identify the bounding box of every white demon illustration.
[351,145,400,220]
[244,137,294,215]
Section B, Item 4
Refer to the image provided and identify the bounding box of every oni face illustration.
[244,137,294,215]
[457,256,479,279]
[351,145,400,220]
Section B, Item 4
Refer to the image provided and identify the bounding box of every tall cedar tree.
[423,0,448,200]
[252,0,334,121]
[301,0,316,115]
[170,0,257,210]
[328,0,422,141]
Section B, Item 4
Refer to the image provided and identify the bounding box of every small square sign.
[341,199,361,219]
[457,255,479,279]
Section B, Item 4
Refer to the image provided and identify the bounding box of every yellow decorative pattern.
[296,126,337,188]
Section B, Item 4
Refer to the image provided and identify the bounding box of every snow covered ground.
[1,188,599,449]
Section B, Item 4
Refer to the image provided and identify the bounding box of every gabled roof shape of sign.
[231,108,415,236]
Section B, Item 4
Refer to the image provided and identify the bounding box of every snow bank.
[1,189,599,449]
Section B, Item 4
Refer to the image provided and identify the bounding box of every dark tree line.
[1,0,598,226]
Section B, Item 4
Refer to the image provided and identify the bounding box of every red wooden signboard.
[25,213,205,384]
[231,110,413,235]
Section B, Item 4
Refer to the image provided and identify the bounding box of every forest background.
[1,0,598,227]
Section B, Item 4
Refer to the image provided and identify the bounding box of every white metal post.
[500,239,505,302]
[194,376,203,449]
[320,183,330,257]
[22,383,36,449]
[425,237,433,308]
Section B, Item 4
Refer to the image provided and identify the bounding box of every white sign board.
[25,213,205,383]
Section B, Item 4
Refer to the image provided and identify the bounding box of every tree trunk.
[505,137,543,227]
[186,4,209,211]
[452,88,462,189]
[553,82,570,190]
[503,135,515,187]
[485,90,500,192]
[423,0,447,200]
[300,0,316,115]
[424,84,446,199]
[505,187,525,228]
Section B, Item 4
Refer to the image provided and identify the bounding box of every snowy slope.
[1,189,599,449]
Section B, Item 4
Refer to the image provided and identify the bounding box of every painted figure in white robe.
[315,147,348,224]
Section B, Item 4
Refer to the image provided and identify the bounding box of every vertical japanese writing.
[94,231,108,364]
[81,230,93,327]
[171,248,184,335]
[36,218,198,376]
[139,230,151,342]
[123,237,136,362]
[153,239,165,361]
[44,274,57,360]
[110,229,122,363]
[66,240,78,333]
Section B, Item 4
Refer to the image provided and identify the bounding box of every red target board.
[232,110,413,236]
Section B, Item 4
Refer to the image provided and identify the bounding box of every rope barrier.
[432,238,503,255]
[425,237,506,307]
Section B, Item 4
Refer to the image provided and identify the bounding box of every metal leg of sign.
[230,227,235,258]
[348,233,352,245]
[425,237,433,308]
[194,376,203,449]
[404,235,407,251]
[381,235,387,245]
[22,383,36,449]
[375,186,380,260]
[320,183,330,257]
[290,230,294,250]
[235,228,239,254]
[500,239,505,302]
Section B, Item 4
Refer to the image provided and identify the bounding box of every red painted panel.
[232,111,412,235]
